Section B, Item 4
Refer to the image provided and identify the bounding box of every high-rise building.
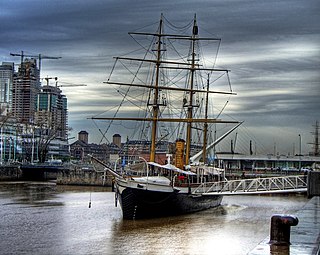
[0,62,14,115]
[11,58,40,123]
[35,85,68,140]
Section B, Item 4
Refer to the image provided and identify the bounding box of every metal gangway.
[192,175,307,195]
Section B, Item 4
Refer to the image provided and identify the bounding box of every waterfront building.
[70,139,87,161]
[120,139,171,164]
[70,131,109,162]
[69,141,109,162]
[0,62,14,114]
[216,153,320,172]
[0,121,23,163]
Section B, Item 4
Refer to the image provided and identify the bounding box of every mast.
[185,15,198,166]
[309,121,319,156]
[202,74,210,164]
[314,121,319,156]
[149,15,164,162]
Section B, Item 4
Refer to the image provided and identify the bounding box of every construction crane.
[40,77,87,88]
[10,50,61,73]
[41,77,58,86]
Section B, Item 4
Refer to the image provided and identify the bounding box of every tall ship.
[91,14,241,219]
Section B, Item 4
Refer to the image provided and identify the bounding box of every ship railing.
[191,175,307,194]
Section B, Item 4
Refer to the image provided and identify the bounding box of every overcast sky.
[0,0,319,155]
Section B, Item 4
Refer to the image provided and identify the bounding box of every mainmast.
[149,15,164,162]
[185,15,198,166]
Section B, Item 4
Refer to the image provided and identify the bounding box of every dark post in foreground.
[269,214,299,245]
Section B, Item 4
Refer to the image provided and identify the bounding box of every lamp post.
[31,127,35,164]
[67,136,75,162]
[8,137,12,161]
[298,134,302,171]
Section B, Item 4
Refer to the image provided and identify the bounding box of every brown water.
[0,182,308,255]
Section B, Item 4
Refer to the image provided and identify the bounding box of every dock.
[193,175,307,195]
[248,196,320,255]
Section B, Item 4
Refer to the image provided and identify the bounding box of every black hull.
[118,187,222,220]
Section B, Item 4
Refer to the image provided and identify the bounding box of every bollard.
[269,214,299,245]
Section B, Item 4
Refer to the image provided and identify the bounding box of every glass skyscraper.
[35,85,68,140]
[0,62,14,115]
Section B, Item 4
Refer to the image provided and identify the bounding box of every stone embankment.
[56,169,113,186]
[0,165,22,181]
[0,163,114,187]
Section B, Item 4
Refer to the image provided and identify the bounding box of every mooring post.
[269,214,299,245]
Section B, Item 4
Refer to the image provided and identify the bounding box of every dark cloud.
[0,0,319,154]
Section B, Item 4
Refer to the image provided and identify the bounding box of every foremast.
[185,17,198,166]
[150,15,163,162]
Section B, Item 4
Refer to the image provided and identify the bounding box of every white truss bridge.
[192,175,307,195]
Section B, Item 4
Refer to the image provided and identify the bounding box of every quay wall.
[56,170,113,186]
[308,171,320,197]
[249,196,320,255]
[0,165,22,181]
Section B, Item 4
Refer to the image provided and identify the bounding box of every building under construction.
[11,58,40,123]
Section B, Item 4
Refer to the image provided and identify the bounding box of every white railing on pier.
[192,175,307,195]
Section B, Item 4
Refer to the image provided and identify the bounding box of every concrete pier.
[0,165,22,181]
[56,170,113,186]
[248,196,320,254]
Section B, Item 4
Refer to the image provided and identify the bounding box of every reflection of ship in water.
[91,14,240,219]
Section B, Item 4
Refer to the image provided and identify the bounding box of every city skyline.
[0,0,319,155]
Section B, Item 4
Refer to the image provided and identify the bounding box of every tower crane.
[41,77,58,86]
[40,76,87,88]
[10,50,61,73]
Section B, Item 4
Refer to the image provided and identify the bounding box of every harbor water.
[0,182,308,255]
